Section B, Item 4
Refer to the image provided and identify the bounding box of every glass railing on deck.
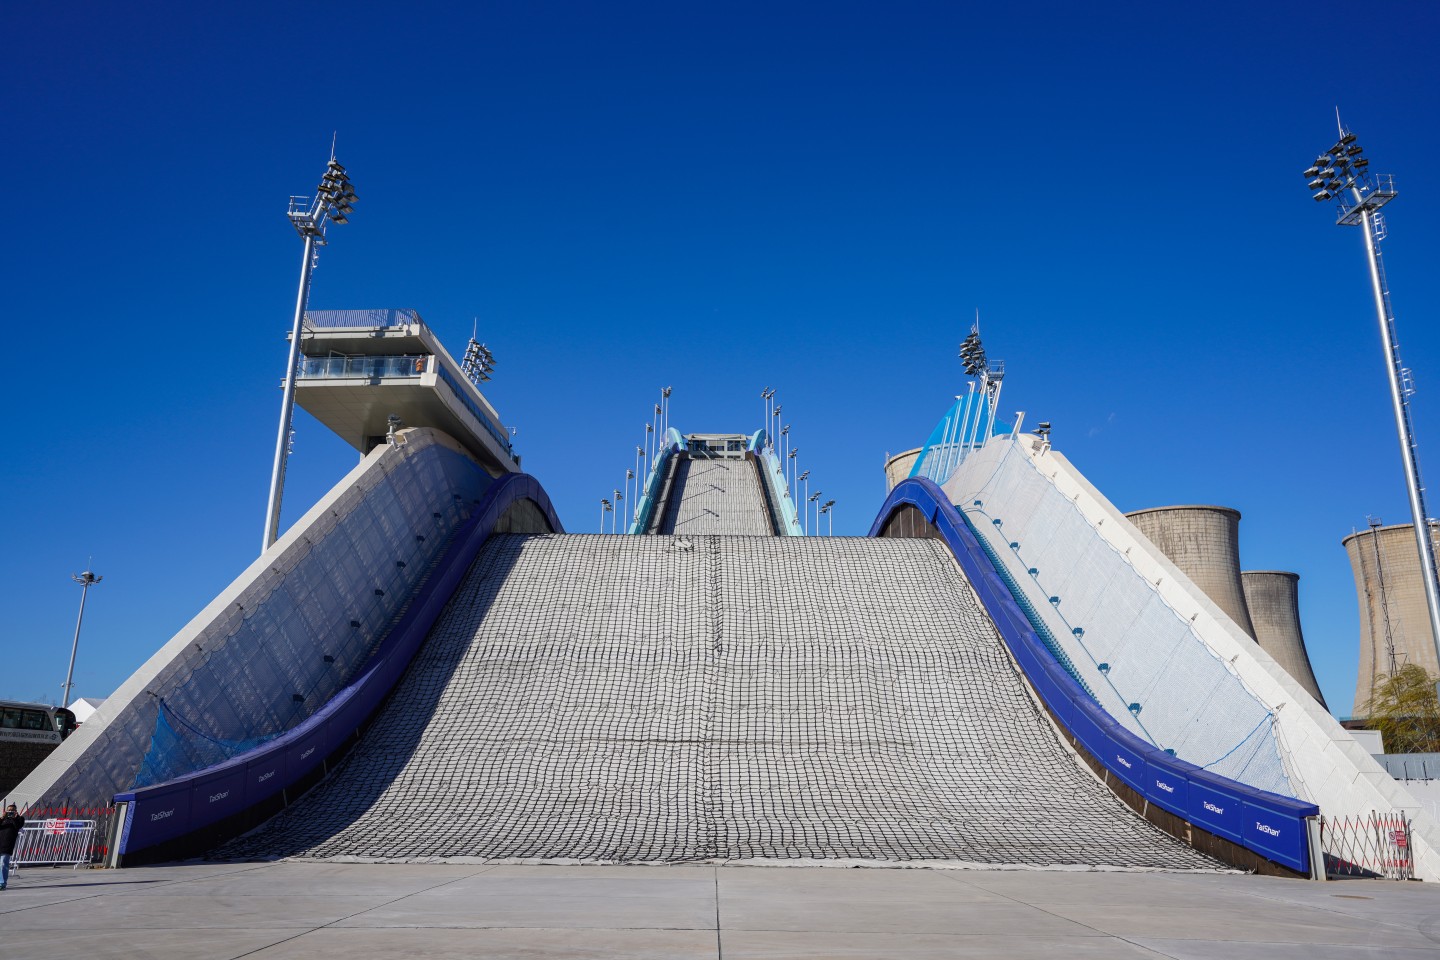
[297,356,428,380]
[296,354,515,459]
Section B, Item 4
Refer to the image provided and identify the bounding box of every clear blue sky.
[5,2,1439,717]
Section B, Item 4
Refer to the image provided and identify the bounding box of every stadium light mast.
[63,568,102,708]
[798,470,811,534]
[1305,120,1440,673]
[263,150,358,553]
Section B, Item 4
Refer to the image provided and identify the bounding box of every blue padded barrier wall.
[113,473,563,861]
[869,478,1318,874]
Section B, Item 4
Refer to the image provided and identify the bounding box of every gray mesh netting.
[950,438,1294,797]
[217,534,1217,870]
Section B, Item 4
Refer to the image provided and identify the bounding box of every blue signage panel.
[122,783,193,851]
[189,766,248,824]
[1242,799,1307,872]
[1106,738,1146,792]
[246,751,288,804]
[286,725,329,777]
[1187,777,1243,842]
[1144,759,1189,817]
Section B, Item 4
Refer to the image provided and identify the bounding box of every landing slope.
[219,534,1215,869]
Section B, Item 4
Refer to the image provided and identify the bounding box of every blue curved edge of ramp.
[869,477,1319,874]
[112,472,563,861]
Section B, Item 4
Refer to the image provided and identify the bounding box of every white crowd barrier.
[13,818,98,869]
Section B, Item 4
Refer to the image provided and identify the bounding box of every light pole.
[263,152,357,552]
[613,490,624,533]
[820,500,835,536]
[760,388,772,439]
[63,569,102,708]
[600,498,611,532]
[809,492,822,535]
[798,470,811,534]
[1305,123,1440,674]
[625,469,635,523]
[787,448,797,495]
[661,386,672,438]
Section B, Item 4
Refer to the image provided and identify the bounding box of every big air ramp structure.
[16,387,1413,876]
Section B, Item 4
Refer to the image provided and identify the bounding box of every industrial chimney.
[1342,520,1440,715]
[884,448,923,493]
[1240,570,1327,708]
[1124,505,1257,640]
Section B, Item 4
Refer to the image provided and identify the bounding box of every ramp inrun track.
[219,534,1216,869]
[656,457,775,535]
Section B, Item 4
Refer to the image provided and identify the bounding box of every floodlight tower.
[945,326,1004,478]
[263,151,358,552]
[1304,122,1440,672]
[62,568,102,708]
[461,322,497,388]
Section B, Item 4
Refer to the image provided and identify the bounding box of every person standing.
[0,803,24,890]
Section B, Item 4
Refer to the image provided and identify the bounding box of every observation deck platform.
[291,308,517,476]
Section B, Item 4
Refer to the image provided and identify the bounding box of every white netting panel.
[218,534,1218,870]
[951,440,1293,796]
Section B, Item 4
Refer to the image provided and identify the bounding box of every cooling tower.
[884,447,923,492]
[1342,521,1440,715]
[1241,571,1326,708]
[1124,505,1257,639]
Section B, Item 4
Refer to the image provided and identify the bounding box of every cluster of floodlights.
[289,157,358,238]
[960,331,987,377]
[462,338,496,387]
[1304,132,1369,202]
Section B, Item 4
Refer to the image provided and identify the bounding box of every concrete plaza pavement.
[0,860,1438,959]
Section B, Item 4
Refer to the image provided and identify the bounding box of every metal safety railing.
[11,806,115,871]
[1321,811,1413,880]
[13,819,99,870]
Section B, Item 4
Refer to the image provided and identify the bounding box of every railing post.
[1306,815,1326,881]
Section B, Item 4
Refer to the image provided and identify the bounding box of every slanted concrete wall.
[12,428,492,809]
[943,434,1440,881]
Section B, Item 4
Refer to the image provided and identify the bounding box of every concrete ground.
[1,861,1438,959]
